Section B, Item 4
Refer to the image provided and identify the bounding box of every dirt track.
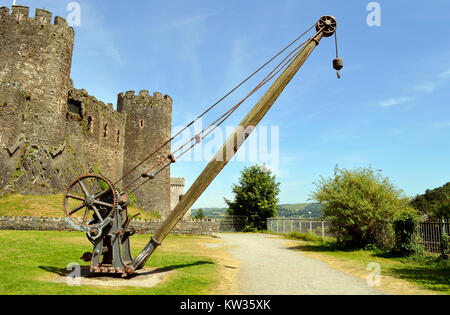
[217,233,385,295]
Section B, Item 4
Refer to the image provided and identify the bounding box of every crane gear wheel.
[316,16,337,37]
[63,174,118,238]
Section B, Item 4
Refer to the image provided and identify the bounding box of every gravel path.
[217,233,385,295]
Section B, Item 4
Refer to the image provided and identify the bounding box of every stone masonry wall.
[118,91,173,219]
[65,86,126,181]
[0,6,75,194]
[0,6,74,147]
[0,216,219,235]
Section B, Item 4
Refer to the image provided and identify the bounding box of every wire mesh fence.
[266,218,331,237]
[218,215,248,232]
[267,217,450,255]
[416,218,449,254]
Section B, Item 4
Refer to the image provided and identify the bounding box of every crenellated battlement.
[0,6,73,36]
[117,90,172,111]
[68,86,127,120]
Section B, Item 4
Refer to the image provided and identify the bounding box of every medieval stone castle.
[0,5,186,219]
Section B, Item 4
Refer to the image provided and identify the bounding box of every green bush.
[441,229,449,260]
[438,202,450,259]
[312,166,411,249]
[393,209,423,257]
[287,231,323,242]
[243,224,259,233]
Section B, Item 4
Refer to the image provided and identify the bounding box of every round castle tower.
[0,5,74,147]
[118,90,173,219]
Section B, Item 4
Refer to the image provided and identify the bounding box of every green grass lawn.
[0,194,158,220]
[0,230,219,295]
[284,232,450,294]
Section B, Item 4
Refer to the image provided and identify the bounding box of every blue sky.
[6,0,450,208]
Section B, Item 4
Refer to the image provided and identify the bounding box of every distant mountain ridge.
[191,203,324,219]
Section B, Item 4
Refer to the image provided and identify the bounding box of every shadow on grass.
[38,266,69,276]
[137,261,214,277]
[387,265,450,292]
[38,261,214,279]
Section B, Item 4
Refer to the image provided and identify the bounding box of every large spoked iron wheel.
[63,174,118,229]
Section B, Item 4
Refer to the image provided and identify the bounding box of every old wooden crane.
[63,16,343,277]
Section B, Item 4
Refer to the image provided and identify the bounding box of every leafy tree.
[225,165,280,231]
[410,182,450,218]
[193,209,205,220]
[311,166,412,249]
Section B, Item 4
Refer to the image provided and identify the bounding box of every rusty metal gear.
[316,16,337,37]
[63,174,118,229]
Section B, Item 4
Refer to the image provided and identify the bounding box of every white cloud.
[414,82,437,93]
[414,67,450,93]
[393,66,450,107]
[379,96,414,107]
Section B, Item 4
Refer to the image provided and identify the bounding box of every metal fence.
[267,217,450,255]
[416,218,449,254]
[219,215,248,232]
[266,218,331,238]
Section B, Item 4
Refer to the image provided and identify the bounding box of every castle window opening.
[87,116,94,133]
[104,123,109,138]
[117,130,121,144]
[68,99,82,116]
[139,119,145,128]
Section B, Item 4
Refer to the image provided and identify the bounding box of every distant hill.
[191,203,323,219]
[190,208,227,219]
[278,203,323,219]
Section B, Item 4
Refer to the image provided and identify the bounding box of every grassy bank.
[283,232,450,295]
[0,194,158,220]
[0,230,225,295]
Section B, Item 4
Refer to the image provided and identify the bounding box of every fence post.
[283,220,286,234]
[322,221,325,238]
[310,220,313,235]
[299,220,302,233]
[277,220,279,233]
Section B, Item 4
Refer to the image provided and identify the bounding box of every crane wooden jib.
[62,16,340,277]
